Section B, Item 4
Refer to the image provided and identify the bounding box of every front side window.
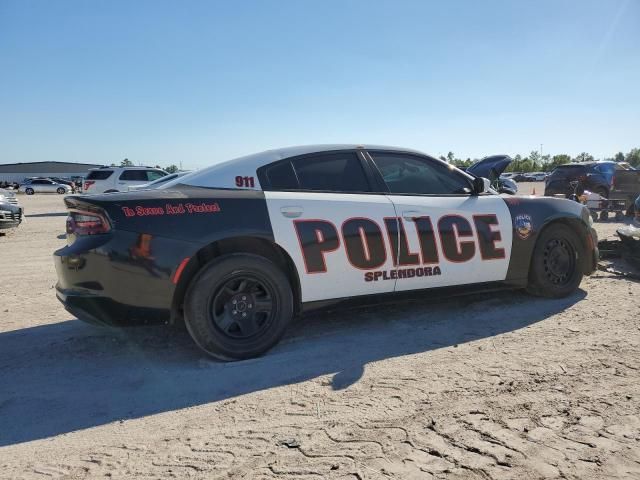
[146,170,166,182]
[291,152,370,193]
[370,153,471,195]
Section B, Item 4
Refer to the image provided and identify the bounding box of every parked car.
[18,178,73,195]
[49,177,77,192]
[545,161,640,213]
[128,171,191,191]
[0,188,20,206]
[0,197,22,230]
[512,173,529,182]
[83,166,168,194]
[55,144,597,360]
[525,172,547,182]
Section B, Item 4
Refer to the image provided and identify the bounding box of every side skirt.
[300,279,527,314]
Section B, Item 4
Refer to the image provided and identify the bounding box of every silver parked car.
[19,178,73,195]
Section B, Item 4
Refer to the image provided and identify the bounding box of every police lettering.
[293,215,504,275]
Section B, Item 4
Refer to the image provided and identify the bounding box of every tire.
[25,188,34,195]
[184,254,294,360]
[56,187,66,194]
[526,224,584,298]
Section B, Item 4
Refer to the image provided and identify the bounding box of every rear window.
[86,170,113,180]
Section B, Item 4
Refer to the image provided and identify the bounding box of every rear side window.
[291,153,370,193]
[550,165,585,177]
[264,161,298,189]
[119,170,148,181]
[86,170,113,180]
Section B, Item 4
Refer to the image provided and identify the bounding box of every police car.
[54,145,598,360]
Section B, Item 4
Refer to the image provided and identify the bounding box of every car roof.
[179,144,431,189]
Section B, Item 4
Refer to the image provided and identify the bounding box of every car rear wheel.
[526,224,583,298]
[56,187,66,194]
[25,188,34,195]
[184,254,294,360]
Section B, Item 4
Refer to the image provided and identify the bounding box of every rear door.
[366,150,512,292]
[261,151,398,303]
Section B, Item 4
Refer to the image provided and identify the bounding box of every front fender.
[502,196,594,282]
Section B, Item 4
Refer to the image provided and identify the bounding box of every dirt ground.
[1,189,639,480]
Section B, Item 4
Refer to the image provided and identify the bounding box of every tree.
[575,152,594,163]
[446,151,455,164]
[614,152,625,163]
[120,158,134,167]
[545,154,571,172]
[626,148,640,168]
[165,164,179,174]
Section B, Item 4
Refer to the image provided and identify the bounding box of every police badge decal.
[514,214,533,240]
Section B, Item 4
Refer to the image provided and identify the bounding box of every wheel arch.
[170,235,302,324]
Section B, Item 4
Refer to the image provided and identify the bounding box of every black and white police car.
[54,145,598,360]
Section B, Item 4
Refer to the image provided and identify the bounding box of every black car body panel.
[55,186,276,326]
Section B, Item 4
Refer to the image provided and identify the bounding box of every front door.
[367,151,513,292]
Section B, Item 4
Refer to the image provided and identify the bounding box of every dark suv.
[545,161,639,201]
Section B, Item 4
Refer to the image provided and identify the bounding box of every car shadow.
[0,289,586,446]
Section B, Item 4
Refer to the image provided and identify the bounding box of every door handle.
[280,206,304,218]
[402,210,423,221]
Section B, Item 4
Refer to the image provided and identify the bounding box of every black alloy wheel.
[541,237,576,286]
[527,223,583,298]
[184,254,294,360]
[210,274,276,340]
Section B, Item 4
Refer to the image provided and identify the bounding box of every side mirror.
[473,177,492,194]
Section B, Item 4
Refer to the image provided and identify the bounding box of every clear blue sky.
[0,0,638,168]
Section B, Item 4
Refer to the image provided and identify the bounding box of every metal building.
[0,161,104,183]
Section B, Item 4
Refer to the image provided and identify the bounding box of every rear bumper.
[56,287,169,326]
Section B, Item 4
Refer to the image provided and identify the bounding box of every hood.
[467,155,513,181]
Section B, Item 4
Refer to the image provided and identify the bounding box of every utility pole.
[540,144,543,156]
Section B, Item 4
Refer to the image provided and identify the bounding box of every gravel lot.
[1,190,639,480]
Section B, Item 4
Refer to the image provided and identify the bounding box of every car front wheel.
[25,188,34,195]
[56,187,66,194]
[526,224,583,298]
[184,254,294,360]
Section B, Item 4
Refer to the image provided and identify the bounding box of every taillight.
[66,210,111,235]
[84,180,95,190]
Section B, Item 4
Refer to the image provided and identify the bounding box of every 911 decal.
[235,176,255,188]
[293,214,505,281]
